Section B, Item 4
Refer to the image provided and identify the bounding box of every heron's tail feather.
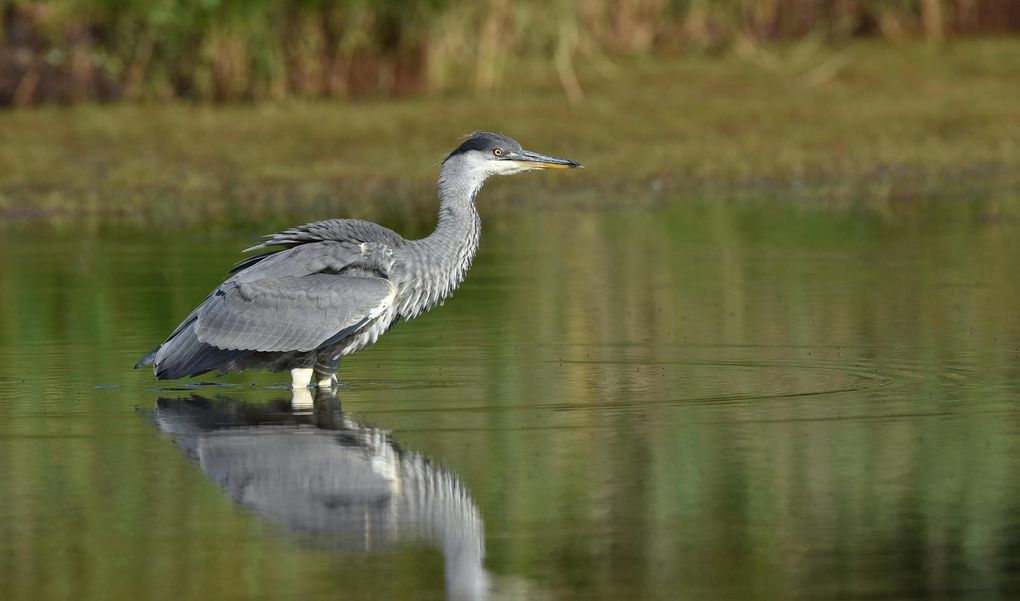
[152,322,248,380]
[135,346,159,369]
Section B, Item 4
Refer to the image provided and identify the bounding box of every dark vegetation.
[2,0,1020,105]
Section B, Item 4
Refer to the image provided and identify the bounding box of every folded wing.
[148,238,397,379]
[196,274,395,352]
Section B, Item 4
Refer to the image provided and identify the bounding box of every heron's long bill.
[513,149,583,169]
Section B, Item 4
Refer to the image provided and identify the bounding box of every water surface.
[1,200,1018,600]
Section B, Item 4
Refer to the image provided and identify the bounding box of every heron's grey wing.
[233,222,402,277]
[194,274,395,352]
[152,244,353,344]
[232,241,376,281]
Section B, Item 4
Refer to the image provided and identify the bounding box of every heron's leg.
[315,356,341,389]
[291,368,314,389]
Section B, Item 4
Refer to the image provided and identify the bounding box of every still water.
[1,200,1018,600]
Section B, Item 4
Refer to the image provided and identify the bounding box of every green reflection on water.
[0,198,1018,600]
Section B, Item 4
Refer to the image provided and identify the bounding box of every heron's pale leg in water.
[290,386,314,411]
[315,357,341,389]
[290,368,313,389]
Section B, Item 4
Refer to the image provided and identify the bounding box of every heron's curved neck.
[399,162,484,319]
[426,162,483,278]
[434,163,485,238]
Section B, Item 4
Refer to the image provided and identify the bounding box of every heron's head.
[443,132,581,178]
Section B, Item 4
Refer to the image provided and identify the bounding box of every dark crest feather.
[444,131,521,162]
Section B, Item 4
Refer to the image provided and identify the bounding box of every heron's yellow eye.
[493,148,503,157]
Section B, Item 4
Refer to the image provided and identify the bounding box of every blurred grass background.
[1,1,1018,229]
[2,0,1019,104]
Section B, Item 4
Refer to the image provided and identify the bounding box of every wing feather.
[145,220,404,379]
[194,274,394,352]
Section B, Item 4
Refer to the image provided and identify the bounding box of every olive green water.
[1,197,1019,600]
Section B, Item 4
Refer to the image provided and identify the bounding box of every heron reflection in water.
[151,390,496,601]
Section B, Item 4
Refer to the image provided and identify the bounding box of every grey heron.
[136,132,581,388]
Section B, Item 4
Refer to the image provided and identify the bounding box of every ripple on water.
[350,343,1002,433]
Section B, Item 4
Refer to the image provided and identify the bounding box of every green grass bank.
[1,41,1018,230]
